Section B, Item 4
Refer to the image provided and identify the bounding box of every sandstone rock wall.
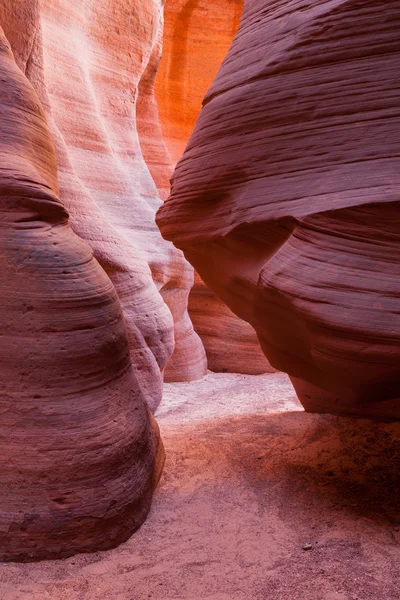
[156,0,272,375]
[0,0,215,562]
[158,0,400,417]
[188,272,273,374]
[156,0,243,163]
[135,15,207,383]
[46,0,206,393]
[1,0,207,409]
[0,22,163,562]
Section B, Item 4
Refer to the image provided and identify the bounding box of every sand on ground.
[1,372,400,599]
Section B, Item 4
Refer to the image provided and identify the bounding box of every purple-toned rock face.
[158,0,400,418]
[0,27,163,562]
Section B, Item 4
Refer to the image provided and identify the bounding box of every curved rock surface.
[135,12,207,383]
[0,26,163,562]
[156,0,271,375]
[1,0,207,408]
[156,0,244,163]
[189,272,273,374]
[158,0,400,417]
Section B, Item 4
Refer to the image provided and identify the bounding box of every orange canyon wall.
[155,0,273,374]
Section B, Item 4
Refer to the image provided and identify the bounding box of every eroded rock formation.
[1,0,207,408]
[155,0,272,375]
[158,0,400,417]
[188,272,273,374]
[135,12,207,383]
[156,0,244,164]
[0,25,163,562]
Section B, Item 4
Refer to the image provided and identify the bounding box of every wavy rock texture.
[158,0,400,417]
[137,23,173,204]
[0,26,163,562]
[156,0,271,375]
[1,0,207,407]
[135,16,207,383]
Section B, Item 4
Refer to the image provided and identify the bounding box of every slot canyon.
[0,0,399,598]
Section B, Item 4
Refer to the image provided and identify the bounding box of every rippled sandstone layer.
[1,0,207,408]
[0,23,163,562]
[158,0,400,417]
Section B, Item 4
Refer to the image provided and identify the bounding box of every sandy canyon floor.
[1,372,400,600]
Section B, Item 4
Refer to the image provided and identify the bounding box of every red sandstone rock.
[156,0,271,375]
[1,0,207,408]
[135,10,207,383]
[0,26,163,562]
[189,271,274,374]
[157,0,400,417]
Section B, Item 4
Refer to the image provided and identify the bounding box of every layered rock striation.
[158,0,400,417]
[1,0,207,408]
[188,271,273,374]
[156,0,271,375]
[0,25,163,562]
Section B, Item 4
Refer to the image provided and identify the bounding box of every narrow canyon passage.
[0,0,399,595]
[152,0,272,377]
[1,373,400,599]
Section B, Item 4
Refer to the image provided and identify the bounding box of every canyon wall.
[156,0,244,164]
[0,0,215,562]
[2,0,207,409]
[0,20,163,561]
[158,0,400,418]
[155,0,272,375]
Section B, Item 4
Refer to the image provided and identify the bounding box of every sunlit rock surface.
[157,0,400,417]
[156,0,244,163]
[1,0,207,408]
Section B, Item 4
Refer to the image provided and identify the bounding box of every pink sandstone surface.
[0,23,163,562]
[157,0,400,417]
[1,0,400,571]
[1,0,207,409]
